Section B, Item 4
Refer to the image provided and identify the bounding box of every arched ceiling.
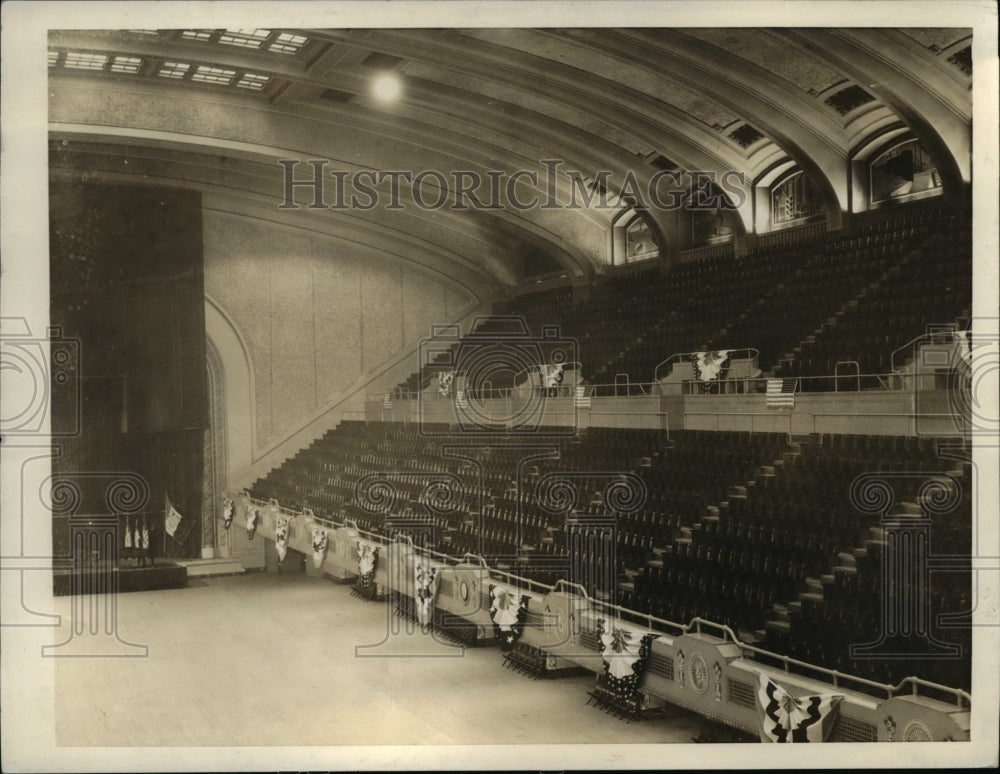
[47,27,972,304]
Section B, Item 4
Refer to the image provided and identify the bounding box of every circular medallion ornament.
[903,720,933,742]
[453,570,479,613]
[689,652,710,695]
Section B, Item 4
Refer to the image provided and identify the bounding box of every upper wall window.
[625,216,659,263]
[870,139,942,204]
[771,171,823,224]
[612,210,661,265]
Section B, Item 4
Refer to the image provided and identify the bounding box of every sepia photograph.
[1,1,998,771]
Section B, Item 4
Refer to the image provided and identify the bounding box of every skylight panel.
[191,65,237,85]
[110,55,143,74]
[235,72,271,90]
[218,29,271,49]
[64,52,108,71]
[269,32,308,55]
[158,61,191,79]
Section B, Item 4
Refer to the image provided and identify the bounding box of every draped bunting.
[246,506,259,540]
[488,584,530,651]
[690,350,733,393]
[140,517,150,550]
[437,371,454,397]
[540,363,565,389]
[222,497,234,529]
[754,670,843,743]
[414,563,439,629]
[164,494,183,540]
[274,515,290,564]
[311,527,328,569]
[124,516,133,549]
[595,618,658,704]
[356,542,379,591]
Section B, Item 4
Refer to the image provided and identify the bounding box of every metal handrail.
[683,617,970,707]
[681,371,901,394]
[237,491,970,706]
[833,360,861,392]
[588,381,658,397]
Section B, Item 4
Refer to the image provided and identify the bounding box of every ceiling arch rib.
[303,28,758,234]
[47,27,975,292]
[50,27,748,246]
[48,74,603,283]
[49,137,509,299]
[566,29,852,228]
[776,28,971,191]
[51,131,603,297]
[51,28,643,224]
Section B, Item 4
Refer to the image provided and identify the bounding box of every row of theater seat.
[383,199,969,397]
[249,421,971,691]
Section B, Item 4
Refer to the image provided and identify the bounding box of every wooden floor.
[52,573,704,749]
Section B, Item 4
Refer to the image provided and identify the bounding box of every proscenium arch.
[204,295,255,485]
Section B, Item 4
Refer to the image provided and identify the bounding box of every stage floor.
[50,573,704,750]
[52,560,187,596]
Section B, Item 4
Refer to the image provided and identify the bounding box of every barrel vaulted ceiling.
[48,27,973,303]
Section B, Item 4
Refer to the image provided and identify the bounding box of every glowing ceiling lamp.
[371,72,402,102]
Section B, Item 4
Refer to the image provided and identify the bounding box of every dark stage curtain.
[50,180,207,559]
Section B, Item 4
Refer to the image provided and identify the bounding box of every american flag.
[766,378,796,408]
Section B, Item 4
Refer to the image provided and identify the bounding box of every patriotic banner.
[383,392,393,409]
[246,505,259,540]
[754,669,843,743]
[595,618,658,704]
[141,517,150,550]
[134,520,142,551]
[356,542,379,591]
[222,497,234,529]
[766,378,796,408]
[124,516,133,549]
[690,350,732,393]
[164,494,183,539]
[488,584,530,651]
[311,527,328,569]
[274,515,290,564]
[414,563,439,628]
[437,371,454,397]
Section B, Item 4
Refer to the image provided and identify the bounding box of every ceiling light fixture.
[371,72,402,102]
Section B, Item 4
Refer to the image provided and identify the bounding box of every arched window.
[770,171,823,225]
[612,210,661,265]
[870,138,942,204]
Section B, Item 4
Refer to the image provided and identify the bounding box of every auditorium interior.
[3,12,998,770]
